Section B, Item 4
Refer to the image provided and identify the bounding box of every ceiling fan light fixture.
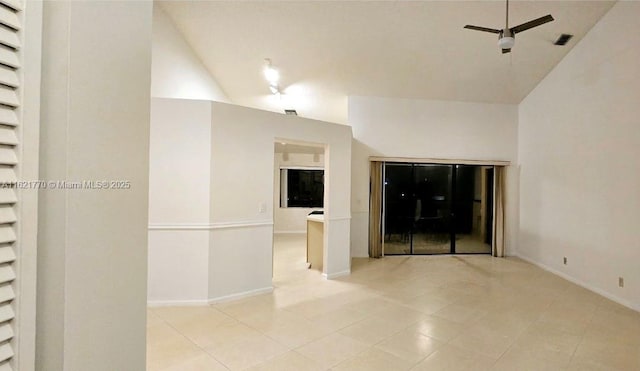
[498,36,515,49]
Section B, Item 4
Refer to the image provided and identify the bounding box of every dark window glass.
[281,169,324,208]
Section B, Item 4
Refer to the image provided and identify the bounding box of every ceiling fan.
[464,0,554,54]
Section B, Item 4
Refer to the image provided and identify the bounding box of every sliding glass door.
[382,163,493,255]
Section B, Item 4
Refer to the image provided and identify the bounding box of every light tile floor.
[147,234,640,370]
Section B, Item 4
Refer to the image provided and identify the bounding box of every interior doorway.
[382,162,494,255]
[272,140,326,282]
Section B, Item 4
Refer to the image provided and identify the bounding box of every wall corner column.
[37,1,153,370]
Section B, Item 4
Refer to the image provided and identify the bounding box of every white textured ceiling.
[160,0,615,124]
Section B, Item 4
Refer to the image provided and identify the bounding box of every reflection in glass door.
[382,163,493,255]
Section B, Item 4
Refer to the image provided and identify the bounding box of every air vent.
[554,34,573,46]
[284,109,297,116]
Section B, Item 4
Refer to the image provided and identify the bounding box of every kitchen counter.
[306,214,324,271]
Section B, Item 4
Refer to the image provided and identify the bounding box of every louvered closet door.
[0,0,21,370]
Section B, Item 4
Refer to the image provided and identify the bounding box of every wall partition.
[380,162,495,255]
[148,99,353,305]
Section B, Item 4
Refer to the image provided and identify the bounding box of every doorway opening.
[382,162,494,255]
[272,140,326,283]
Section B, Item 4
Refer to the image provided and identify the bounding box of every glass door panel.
[383,163,413,255]
[412,164,452,254]
[453,165,492,254]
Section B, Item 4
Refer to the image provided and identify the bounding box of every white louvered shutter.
[0,0,21,369]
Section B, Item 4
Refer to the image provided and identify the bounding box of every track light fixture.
[264,58,281,95]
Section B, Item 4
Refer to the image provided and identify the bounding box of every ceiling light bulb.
[269,85,280,95]
[264,66,280,84]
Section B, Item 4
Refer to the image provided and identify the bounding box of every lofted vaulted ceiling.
[160,0,615,124]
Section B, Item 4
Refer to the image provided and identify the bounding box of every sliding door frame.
[375,157,509,256]
[370,157,510,167]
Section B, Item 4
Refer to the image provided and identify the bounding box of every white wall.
[518,2,640,311]
[274,152,325,233]
[349,96,519,257]
[151,5,229,102]
[37,1,152,370]
[147,99,212,304]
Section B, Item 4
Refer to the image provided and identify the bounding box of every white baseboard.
[149,220,273,230]
[516,253,639,312]
[147,299,210,307]
[147,287,274,307]
[208,286,274,304]
[323,270,351,280]
[274,230,306,234]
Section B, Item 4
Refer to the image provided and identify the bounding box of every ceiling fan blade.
[464,25,501,34]
[502,48,511,54]
[510,14,554,34]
